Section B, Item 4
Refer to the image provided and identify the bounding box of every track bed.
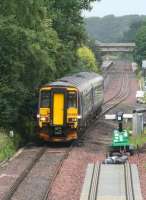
[1,60,146,200]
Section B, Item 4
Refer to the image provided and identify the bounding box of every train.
[37,72,104,142]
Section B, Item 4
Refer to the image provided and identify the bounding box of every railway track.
[1,146,73,200]
[78,65,131,147]
[80,65,143,200]
[102,72,130,115]
[40,147,73,200]
[1,63,132,200]
[1,147,46,200]
[80,162,143,200]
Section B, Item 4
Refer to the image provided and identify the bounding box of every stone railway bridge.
[96,42,136,52]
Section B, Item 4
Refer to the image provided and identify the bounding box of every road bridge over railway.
[96,42,136,52]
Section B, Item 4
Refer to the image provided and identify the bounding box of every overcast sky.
[83,0,146,18]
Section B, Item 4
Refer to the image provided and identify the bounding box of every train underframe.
[38,125,78,142]
[38,106,102,142]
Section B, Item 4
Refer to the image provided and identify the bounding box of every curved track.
[1,61,133,200]
[45,62,132,200]
[102,72,130,114]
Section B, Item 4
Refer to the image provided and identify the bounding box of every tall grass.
[130,134,146,147]
[0,129,21,162]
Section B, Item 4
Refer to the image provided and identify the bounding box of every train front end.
[37,85,79,142]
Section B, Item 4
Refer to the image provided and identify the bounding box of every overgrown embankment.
[0,1,101,161]
[0,129,22,162]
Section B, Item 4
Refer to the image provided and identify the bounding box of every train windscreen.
[68,92,77,108]
[40,90,50,108]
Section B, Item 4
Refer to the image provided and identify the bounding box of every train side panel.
[79,80,103,126]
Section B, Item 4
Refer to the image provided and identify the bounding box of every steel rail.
[80,162,142,200]
[103,72,125,105]
[80,163,101,200]
[103,61,132,106]
[41,145,73,200]
[101,73,130,116]
[2,147,47,200]
[14,65,126,200]
[104,73,128,104]
[2,146,73,200]
[80,70,131,142]
[2,65,132,200]
[124,162,135,200]
[80,66,138,200]
[88,163,101,200]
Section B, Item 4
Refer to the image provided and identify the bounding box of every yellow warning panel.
[53,93,64,125]
[40,108,50,116]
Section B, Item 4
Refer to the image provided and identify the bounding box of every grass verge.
[0,129,21,162]
[130,134,146,147]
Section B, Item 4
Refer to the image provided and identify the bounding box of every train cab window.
[68,92,77,108]
[40,90,50,108]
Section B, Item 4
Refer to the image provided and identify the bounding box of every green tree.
[134,24,146,65]
[77,46,99,72]
[0,0,100,140]
[87,39,102,66]
[85,15,146,42]
[122,20,146,42]
[0,1,60,137]
[47,0,100,74]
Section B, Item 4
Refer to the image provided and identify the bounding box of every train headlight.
[68,118,77,123]
[37,114,40,119]
[77,115,82,119]
[40,117,46,121]
[40,116,49,122]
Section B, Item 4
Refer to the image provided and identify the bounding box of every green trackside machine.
[105,112,134,155]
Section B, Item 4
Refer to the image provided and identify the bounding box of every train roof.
[43,72,103,92]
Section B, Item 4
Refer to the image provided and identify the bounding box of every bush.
[0,129,22,161]
[77,46,99,72]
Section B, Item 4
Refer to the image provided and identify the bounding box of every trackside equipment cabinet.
[105,112,134,155]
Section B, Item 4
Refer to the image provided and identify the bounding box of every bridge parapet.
[96,42,136,52]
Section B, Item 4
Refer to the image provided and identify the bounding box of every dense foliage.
[0,129,21,161]
[0,0,100,140]
[77,46,99,72]
[85,14,146,68]
[122,20,146,42]
[134,24,146,65]
[121,19,146,66]
[85,15,146,42]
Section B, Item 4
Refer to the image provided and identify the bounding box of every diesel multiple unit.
[37,72,104,142]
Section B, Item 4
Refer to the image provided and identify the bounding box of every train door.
[53,93,64,125]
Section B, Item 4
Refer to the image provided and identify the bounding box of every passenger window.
[68,92,77,108]
[40,90,50,108]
